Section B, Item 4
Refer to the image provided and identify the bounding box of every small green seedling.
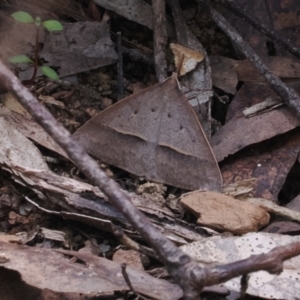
[9,11,63,82]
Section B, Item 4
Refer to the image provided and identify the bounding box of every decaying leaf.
[40,21,118,78]
[263,221,300,234]
[0,92,30,117]
[74,74,222,191]
[180,191,269,234]
[221,129,300,202]
[0,241,182,299]
[0,106,68,159]
[180,232,300,299]
[246,197,300,223]
[170,43,204,76]
[0,116,48,172]
[211,107,300,162]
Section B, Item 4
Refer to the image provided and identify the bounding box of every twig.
[203,241,300,286]
[198,0,300,117]
[117,32,124,100]
[212,0,300,59]
[2,61,300,298]
[152,0,168,82]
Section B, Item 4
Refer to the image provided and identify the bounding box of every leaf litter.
[1,0,300,299]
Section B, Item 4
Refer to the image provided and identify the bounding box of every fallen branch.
[1,61,300,299]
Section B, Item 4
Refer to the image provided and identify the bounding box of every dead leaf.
[181,232,300,299]
[0,241,182,299]
[74,74,222,191]
[246,197,300,222]
[0,107,68,159]
[211,107,300,162]
[0,116,49,171]
[226,82,273,121]
[221,129,300,202]
[0,92,30,117]
[180,191,269,234]
[39,21,118,79]
[262,221,300,234]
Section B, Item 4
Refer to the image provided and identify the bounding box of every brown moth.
[73,73,222,191]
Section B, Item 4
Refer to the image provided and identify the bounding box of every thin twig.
[199,0,300,117]
[152,0,168,82]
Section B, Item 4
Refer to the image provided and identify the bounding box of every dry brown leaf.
[0,241,182,299]
[0,106,68,159]
[211,107,300,162]
[221,129,300,202]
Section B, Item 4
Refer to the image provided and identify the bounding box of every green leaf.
[9,55,33,64]
[35,16,41,27]
[42,20,63,31]
[11,11,34,23]
[40,66,59,81]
